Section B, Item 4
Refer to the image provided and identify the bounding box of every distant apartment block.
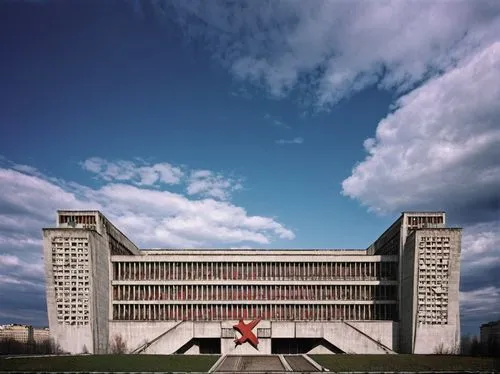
[480,320,500,346]
[0,324,50,343]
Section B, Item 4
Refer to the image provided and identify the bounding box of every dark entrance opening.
[271,338,344,354]
[176,338,221,354]
[199,338,221,354]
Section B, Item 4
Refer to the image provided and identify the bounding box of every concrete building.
[0,324,33,343]
[33,327,51,343]
[42,210,461,355]
[0,324,49,344]
[480,320,500,346]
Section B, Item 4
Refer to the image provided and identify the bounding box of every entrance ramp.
[284,355,320,371]
[215,355,285,372]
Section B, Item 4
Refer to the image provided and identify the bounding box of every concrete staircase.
[130,321,193,354]
[321,321,395,354]
[341,321,395,354]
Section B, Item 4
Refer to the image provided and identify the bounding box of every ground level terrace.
[108,320,399,355]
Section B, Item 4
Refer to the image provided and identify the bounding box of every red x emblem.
[233,318,261,348]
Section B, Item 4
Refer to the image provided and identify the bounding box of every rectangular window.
[221,328,235,338]
[257,328,271,338]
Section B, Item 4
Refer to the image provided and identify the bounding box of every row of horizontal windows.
[57,314,89,319]
[56,306,89,311]
[57,317,89,326]
[59,215,96,225]
[419,245,450,249]
[52,237,88,242]
[112,303,397,321]
[53,252,88,257]
[419,260,449,265]
[53,276,89,281]
[407,216,444,225]
[54,272,88,277]
[112,284,397,301]
[113,261,397,281]
[418,273,448,279]
[55,292,89,298]
[55,301,89,308]
[418,315,448,324]
[55,303,90,322]
[419,235,449,242]
[52,244,89,249]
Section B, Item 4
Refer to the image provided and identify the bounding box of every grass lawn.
[311,354,500,372]
[0,354,219,372]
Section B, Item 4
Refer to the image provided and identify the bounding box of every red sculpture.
[233,318,261,348]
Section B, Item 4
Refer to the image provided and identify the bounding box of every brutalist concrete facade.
[42,210,461,355]
[42,211,139,354]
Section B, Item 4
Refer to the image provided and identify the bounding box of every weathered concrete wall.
[349,321,397,349]
[99,213,140,255]
[295,322,324,338]
[144,322,195,354]
[271,321,395,351]
[398,213,447,353]
[321,322,395,354]
[400,231,417,353]
[49,325,93,354]
[193,322,221,338]
[412,229,461,354]
[109,321,188,353]
[42,229,94,354]
[293,321,396,354]
[221,320,271,355]
[89,231,110,354]
[414,324,459,354]
[271,322,295,338]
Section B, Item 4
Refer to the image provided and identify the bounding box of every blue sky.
[0,0,499,335]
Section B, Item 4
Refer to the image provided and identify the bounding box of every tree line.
[0,337,63,355]
[2,334,498,356]
[460,335,500,357]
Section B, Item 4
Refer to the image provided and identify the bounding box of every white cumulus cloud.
[461,221,500,277]
[276,137,303,145]
[0,158,295,324]
[341,42,500,329]
[1,159,294,251]
[342,42,500,223]
[186,169,243,200]
[82,157,184,185]
[161,0,500,109]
